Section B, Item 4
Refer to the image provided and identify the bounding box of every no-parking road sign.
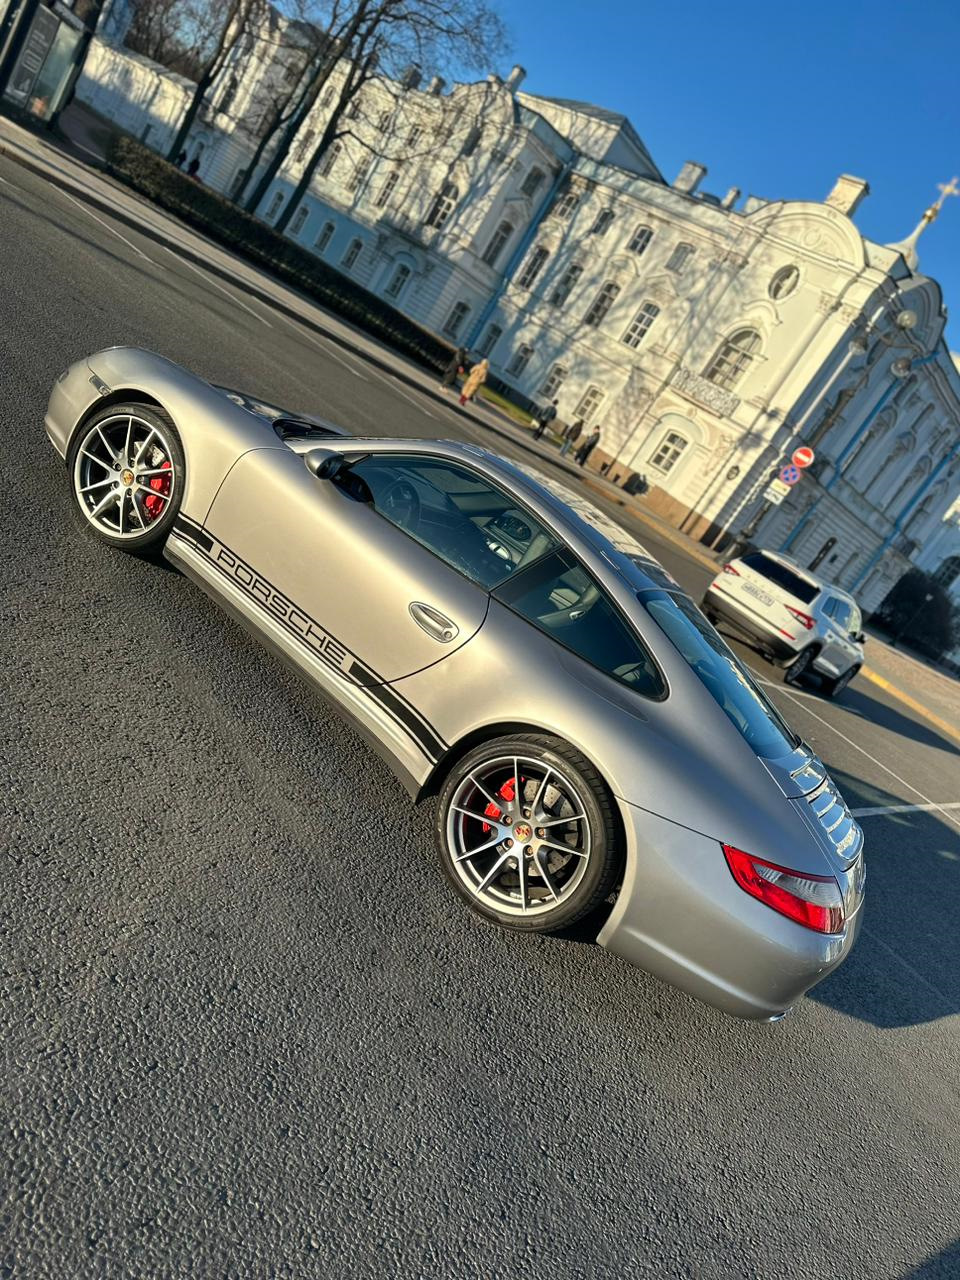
[779,464,801,486]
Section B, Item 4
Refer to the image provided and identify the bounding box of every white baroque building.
[74,28,960,615]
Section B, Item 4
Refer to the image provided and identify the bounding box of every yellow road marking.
[859,666,960,747]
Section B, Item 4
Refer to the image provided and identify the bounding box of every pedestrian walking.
[575,425,601,468]
[174,149,187,168]
[559,418,583,458]
[187,155,201,178]
[459,357,489,406]
[532,398,559,440]
[439,346,467,394]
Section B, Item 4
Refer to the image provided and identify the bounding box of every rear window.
[640,590,800,759]
[740,552,817,604]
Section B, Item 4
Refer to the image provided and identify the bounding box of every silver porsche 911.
[46,348,865,1020]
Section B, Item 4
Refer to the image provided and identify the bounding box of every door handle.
[409,601,459,643]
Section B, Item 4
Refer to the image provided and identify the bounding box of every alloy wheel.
[444,754,592,917]
[73,412,178,540]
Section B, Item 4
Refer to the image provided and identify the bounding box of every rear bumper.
[703,584,800,659]
[598,801,861,1020]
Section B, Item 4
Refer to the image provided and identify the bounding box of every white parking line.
[771,682,960,832]
[160,245,272,327]
[59,189,154,263]
[850,802,960,818]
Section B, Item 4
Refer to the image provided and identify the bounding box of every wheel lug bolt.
[505,838,513,848]
[536,828,545,838]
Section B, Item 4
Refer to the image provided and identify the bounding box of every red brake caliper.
[481,779,517,833]
[143,459,171,520]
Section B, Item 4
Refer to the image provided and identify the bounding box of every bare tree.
[164,0,267,161]
[244,0,506,226]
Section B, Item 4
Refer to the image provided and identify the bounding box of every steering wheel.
[381,478,420,532]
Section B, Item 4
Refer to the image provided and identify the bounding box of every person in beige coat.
[459,358,489,406]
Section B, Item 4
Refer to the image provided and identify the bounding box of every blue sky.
[495,0,960,347]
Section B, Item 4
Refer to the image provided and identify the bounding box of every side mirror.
[856,631,866,645]
[304,448,345,481]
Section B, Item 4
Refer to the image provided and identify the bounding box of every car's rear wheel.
[827,664,859,698]
[67,402,184,555]
[784,646,817,686]
[436,734,622,933]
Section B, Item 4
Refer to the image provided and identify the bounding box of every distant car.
[702,550,864,697]
[46,349,865,1021]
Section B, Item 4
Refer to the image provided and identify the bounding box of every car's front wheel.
[67,402,184,555]
[827,664,859,698]
[436,734,622,933]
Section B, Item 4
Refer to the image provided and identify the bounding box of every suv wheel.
[784,646,816,686]
[827,665,859,699]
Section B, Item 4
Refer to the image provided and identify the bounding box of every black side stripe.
[170,515,448,762]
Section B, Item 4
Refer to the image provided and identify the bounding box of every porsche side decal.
[171,514,447,762]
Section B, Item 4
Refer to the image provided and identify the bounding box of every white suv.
[702,550,864,697]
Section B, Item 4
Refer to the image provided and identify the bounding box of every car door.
[818,596,854,676]
[202,445,553,686]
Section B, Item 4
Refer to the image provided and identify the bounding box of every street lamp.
[847,307,919,356]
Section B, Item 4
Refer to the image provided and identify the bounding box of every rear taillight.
[785,605,815,630]
[722,562,740,576]
[723,845,844,934]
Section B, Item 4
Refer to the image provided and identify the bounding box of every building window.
[549,263,582,307]
[377,110,392,131]
[482,220,514,267]
[551,189,580,221]
[346,99,361,119]
[650,430,688,473]
[666,242,695,273]
[507,344,534,376]
[408,124,423,146]
[575,386,605,421]
[583,281,620,327]
[320,88,334,109]
[516,245,549,288]
[540,364,567,399]
[290,205,309,236]
[318,141,341,178]
[461,124,481,156]
[375,171,399,207]
[628,224,654,255]
[521,166,545,198]
[478,323,502,357]
[443,301,470,338]
[294,129,315,164]
[425,181,458,229]
[265,192,284,221]
[769,265,799,300]
[621,301,660,349]
[704,328,761,391]
[384,263,411,299]
[933,555,960,588]
[591,209,615,236]
[347,156,371,193]
[341,238,363,270]
[315,221,335,253]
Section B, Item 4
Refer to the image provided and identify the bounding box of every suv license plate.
[742,581,774,605]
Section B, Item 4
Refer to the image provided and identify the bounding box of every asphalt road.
[2,151,960,1280]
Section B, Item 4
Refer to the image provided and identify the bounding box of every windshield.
[640,590,800,758]
[740,552,818,604]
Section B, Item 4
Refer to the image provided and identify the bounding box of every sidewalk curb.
[0,121,721,572]
[859,667,960,747]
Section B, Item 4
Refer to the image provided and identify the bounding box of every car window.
[343,455,557,590]
[640,589,800,758]
[848,604,862,638]
[494,549,665,698]
[829,598,852,630]
[740,552,818,604]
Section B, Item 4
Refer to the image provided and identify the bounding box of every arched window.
[482,220,514,267]
[704,328,761,391]
[384,263,411,299]
[516,245,549,288]
[521,167,545,198]
[583,281,620,327]
[375,171,399,207]
[318,141,341,178]
[507,344,534,376]
[549,263,582,307]
[552,189,580,221]
[666,242,695,273]
[314,221,335,253]
[769,265,799,300]
[443,300,470,337]
[591,209,615,236]
[628,224,654,255]
[347,155,371,193]
[650,430,688,473]
[341,238,363,270]
[290,205,309,236]
[265,192,284,221]
[621,301,660,349]
[425,181,458,229]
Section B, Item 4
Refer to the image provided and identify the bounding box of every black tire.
[784,646,817,687]
[67,401,184,557]
[826,664,859,699]
[435,733,622,934]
